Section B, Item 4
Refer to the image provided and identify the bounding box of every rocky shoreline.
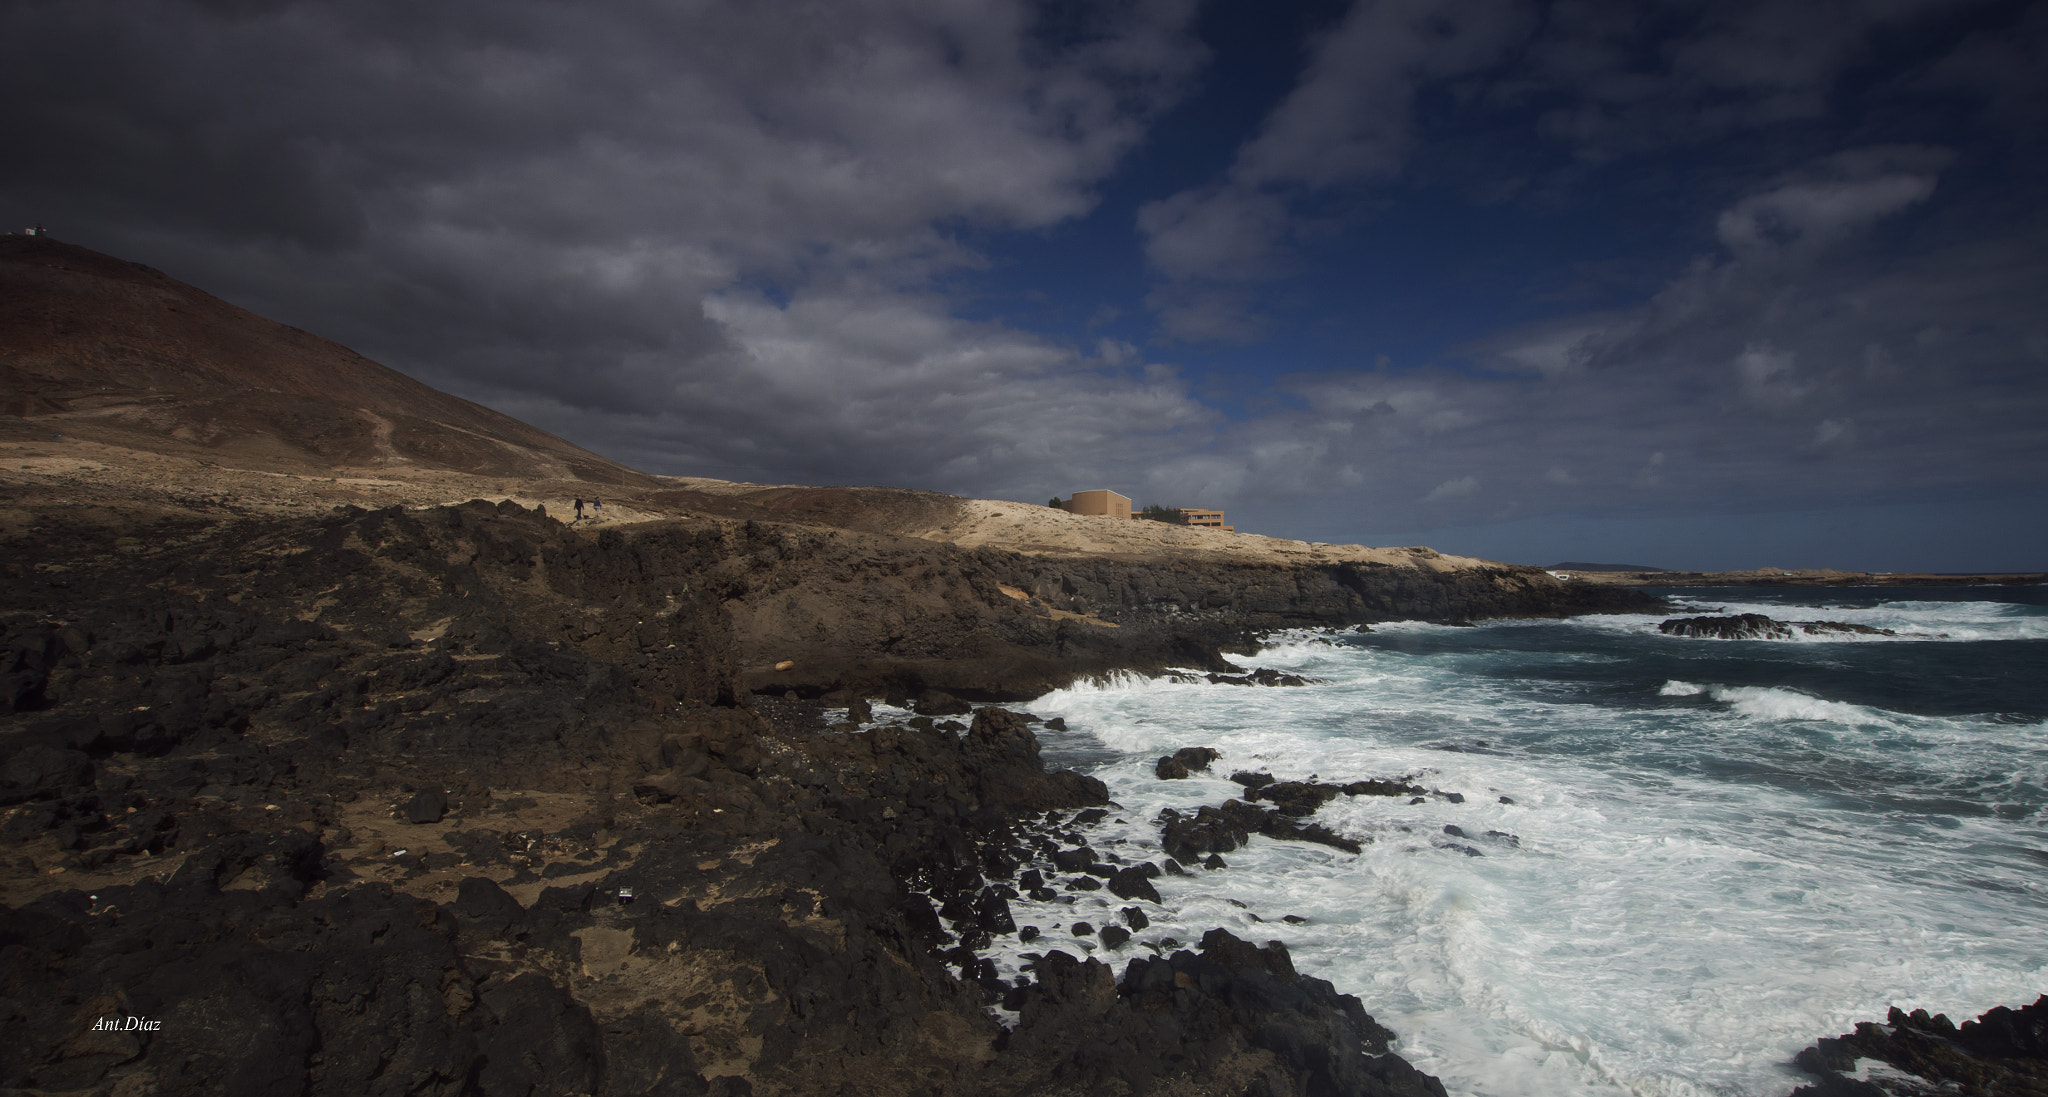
[5,499,2035,1095]
[0,499,1645,1095]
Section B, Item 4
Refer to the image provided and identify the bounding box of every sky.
[4,0,2045,571]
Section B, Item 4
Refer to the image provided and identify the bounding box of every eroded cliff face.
[689,516,1660,699]
[2,501,1468,1097]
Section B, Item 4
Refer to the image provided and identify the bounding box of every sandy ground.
[2,421,1504,572]
[0,420,666,533]
[908,497,1492,570]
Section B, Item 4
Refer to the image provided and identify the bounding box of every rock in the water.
[1253,780,1344,816]
[1051,845,1096,871]
[1204,666,1315,687]
[1160,798,1363,860]
[1344,778,1425,797]
[974,889,1017,935]
[1107,866,1161,903]
[1156,747,1219,780]
[1659,613,1792,639]
[1661,615,1897,641]
[1789,997,2048,1096]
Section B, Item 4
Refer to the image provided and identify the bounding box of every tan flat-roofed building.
[1180,507,1233,532]
[1068,489,1132,519]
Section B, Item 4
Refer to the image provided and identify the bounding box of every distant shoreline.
[1549,567,2046,588]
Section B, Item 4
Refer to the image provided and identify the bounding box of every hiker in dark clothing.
[592,496,602,519]
[574,496,585,521]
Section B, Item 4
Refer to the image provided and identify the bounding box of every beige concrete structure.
[1067,489,1132,519]
[1180,508,1233,532]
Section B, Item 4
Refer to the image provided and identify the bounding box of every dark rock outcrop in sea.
[1159,800,1365,860]
[1155,746,1220,780]
[1787,997,2048,1096]
[1659,614,1897,640]
[1159,770,1463,865]
[0,501,1453,1096]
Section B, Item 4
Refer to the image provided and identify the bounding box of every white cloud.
[1716,175,1939,262]
[1735,342,1810,410]
[1423,475,1480,501]
[1136,186,1291,282]
[1809,418,1854,450]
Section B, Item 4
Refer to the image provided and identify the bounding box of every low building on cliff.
[1179,507,1233,532]
[1067,489,1132,519]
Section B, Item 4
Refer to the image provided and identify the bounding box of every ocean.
[975,587,2048,1097]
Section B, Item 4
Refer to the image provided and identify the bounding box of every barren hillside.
[0,235,654,485]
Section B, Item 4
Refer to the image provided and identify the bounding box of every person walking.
[592,496,602,520]
[574,496,585,521]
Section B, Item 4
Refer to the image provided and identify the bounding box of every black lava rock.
[1107,866,1161,903]
[402,789,448,824]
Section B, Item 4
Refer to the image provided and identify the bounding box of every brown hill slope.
[0,234,653,485]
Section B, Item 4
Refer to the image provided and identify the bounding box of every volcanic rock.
[1154,745,1221,779]
[1251,780,1345,816]
[912,689,973,716]
[1204,666,1314,686]
[1659,614,1898,640]
[1159,798,1364,861]
[1106,866,1162,903]
[1789,998,2048,1096]
[401,789,448,824]
[1000,932,1446,1097]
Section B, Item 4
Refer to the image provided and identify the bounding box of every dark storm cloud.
[1,0,1215,493]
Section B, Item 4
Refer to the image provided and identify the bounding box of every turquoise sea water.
[955,587,2048,1097]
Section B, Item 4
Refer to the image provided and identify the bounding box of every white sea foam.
[1708,684,1894,725]
[981,616,2048,1097]
[1530,592,2048,645]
